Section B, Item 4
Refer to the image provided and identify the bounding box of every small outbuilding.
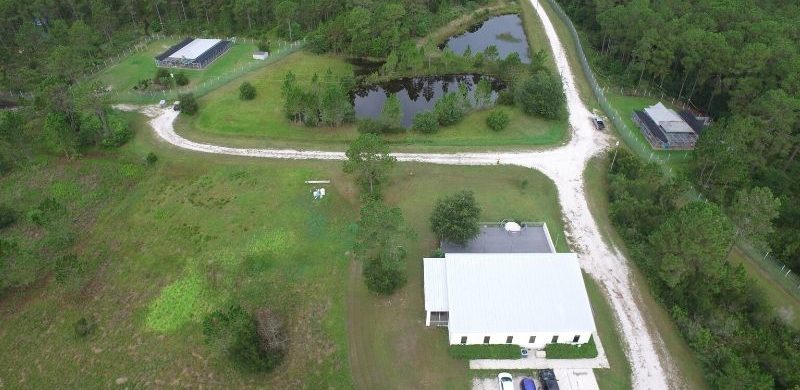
[252,51,269,60]
[633,102,709,150]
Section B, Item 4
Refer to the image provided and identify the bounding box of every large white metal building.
[155,37,232,69]
[424,223,596,349]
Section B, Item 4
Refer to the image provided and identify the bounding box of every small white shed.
[252,51,268,60]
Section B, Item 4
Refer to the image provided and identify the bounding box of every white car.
[498,372,514,390]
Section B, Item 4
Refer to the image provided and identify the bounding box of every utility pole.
[609,141,620,171]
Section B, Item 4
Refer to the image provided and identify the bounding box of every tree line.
[558,0,800,274]
[607,147,799,389]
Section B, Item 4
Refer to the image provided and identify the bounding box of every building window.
[429,311,449,326]
[573,335,581,343]
[529,336,536,344]
[552,335,559,343]
[506,336,513,344]
[460,336,467,344]
[483,336,490,344]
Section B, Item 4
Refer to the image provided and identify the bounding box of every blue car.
[521,377,536,390]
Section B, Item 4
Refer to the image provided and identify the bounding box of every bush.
[203,304,286,373]
[357,118,384,134]
[448,344,521,359]
[363,251,407,295]
[174,72,189,86]
[178,93,199,115]
[0,205,16,229]
[412,111,439,133]
[496,90,515,106]
[258,40,270,52]
[153,68,171,86]
[239,81,256,100]
[514,70,565,119]
[101,116,132,148]
[544,336,598,359]
[145,152,158,165]
[73,317,97,338]
[434,91,468,126]
[486,109,510,131]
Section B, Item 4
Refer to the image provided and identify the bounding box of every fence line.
[543,0,800,297]
[110,38,306,104]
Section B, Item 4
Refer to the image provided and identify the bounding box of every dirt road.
[114,1,675,388]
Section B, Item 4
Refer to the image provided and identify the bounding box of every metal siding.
[444,253,596,336]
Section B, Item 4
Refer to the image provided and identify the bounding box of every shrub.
[175,72,189,86]
[544,336,598,359]
[0,205,15,229]
[145,152,158,165]
[486,109,510,131]
[178,93,199,115]
[363,251,407,295]
[357,118,385,134]
[203,304,286,373]
[448,344,520,359]
[153,68,172,86]
[239,81,256,100]
[514,70,566,119]
[73,317,97,338]
[496,90,515,106]
[101,116,132,148]
[258,40,270,52]
[434,91,468,126]
[412,111,439,133]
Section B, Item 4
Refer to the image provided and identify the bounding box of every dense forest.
[0,0,486,91]
[556,0,800,272]
[608,148,800,389]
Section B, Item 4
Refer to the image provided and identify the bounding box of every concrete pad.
[554,369,599,390]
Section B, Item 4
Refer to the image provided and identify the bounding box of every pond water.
[351,74,505,128]
[440,14,531,63]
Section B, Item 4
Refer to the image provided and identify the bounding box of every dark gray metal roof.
[441,223,555,254]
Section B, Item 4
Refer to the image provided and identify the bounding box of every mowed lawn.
[348,164,573,389]
[92,38,260,96]
[175,50,568,151]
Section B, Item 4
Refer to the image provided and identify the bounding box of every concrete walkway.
[470,331,608,370]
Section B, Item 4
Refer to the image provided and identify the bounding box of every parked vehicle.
[591,115,605,130]
[498,372,514,390]
[538,369,559,390]
[521,377,537,390]
[172,101,181,111]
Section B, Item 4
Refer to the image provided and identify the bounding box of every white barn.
[424,223,596,349]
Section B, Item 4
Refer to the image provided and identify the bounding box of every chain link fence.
[542,0,800,297]
[108,39,305,104]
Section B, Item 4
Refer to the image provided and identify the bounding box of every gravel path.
[115,1,675,388]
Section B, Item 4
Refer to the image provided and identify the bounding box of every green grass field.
[0,111,585,388]
[92,38,263,97]
[173,51,568,151]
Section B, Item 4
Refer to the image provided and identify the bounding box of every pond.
[440,14,531,63]
[351,74,505,128]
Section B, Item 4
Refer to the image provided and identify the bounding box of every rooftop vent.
[504,221,522,233]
